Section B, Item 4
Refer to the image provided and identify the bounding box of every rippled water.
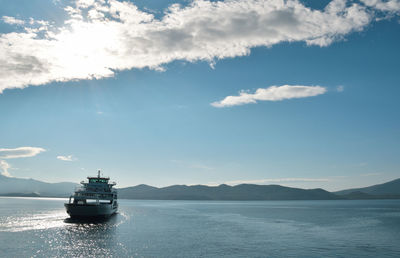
[0,197,399,257]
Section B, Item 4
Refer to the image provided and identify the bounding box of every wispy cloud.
[189,164,215,170]
[0,160,11,177]
[224,178,331,185]
[2,16,24,25]
[57,155,77,161]
[1,0,395,93]
[0,147,46,159]
[211,85,327,107]
[360,0,400,13]
[336,85,345,92]
[0,147,45,177]
[361,172,382,177]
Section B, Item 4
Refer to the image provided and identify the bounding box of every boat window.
[89,178,109,183]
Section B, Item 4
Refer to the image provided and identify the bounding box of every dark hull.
[64,203,117,218]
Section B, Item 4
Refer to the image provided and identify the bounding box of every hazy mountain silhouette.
[114,178,400,200]
[118,184,341,200]
[0,174,78,197]
[335,178,400,195]
[1,174,399,200]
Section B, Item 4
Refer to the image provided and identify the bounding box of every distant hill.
[1,174,399,200]
[0,174,78,197]
[118,184,342,200]
[335,178,400,198]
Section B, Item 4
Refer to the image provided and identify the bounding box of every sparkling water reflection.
[0,209,66,232]
[0,197,399,257]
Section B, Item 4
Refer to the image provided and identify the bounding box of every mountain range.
[1,174,399,200]
[334,178,400,199]
[117,184,340,200]
[0,174,78,197]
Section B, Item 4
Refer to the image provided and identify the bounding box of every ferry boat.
[64,170,118,218]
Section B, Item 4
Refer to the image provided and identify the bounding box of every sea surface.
[0,198,399,257]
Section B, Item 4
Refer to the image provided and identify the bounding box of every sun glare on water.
[0,210,67,232]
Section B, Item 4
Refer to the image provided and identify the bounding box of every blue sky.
[0,0,399,190]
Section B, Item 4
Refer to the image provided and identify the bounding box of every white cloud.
[57,155,76,161]
[0,0,384,93]
[2,16,25,25]
[225,177,331,186]
[0,160,11,177]
[0,147,45,177]
[211,85,327,107]
[361,0,400,12]
[0,147,46,159]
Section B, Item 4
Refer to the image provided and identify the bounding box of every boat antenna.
[98,170,101,178]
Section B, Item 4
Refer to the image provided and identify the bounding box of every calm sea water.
[0,198,399,257]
